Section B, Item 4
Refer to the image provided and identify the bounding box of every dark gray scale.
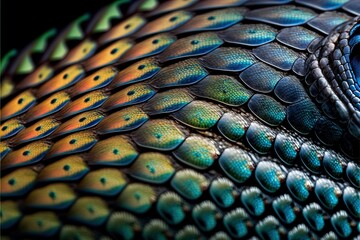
[342,0,360,15]
[308,12,353,34]
[292,57,307,76]
[244,0,292,6]
[274,76,308,103]
[239,62,284,93]
[314,117,344,145]
[253,43,300,71]
[295,0,350,11]
[276,26,321,50]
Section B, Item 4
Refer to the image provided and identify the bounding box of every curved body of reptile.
[1,0,360,239]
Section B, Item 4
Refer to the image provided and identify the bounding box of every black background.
[1,0,114,55]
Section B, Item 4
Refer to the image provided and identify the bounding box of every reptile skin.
[1,0,360,239]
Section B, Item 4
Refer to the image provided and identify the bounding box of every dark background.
[1,0,115,55]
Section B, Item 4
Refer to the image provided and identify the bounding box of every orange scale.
[0,91,36,121]
[57,39,97,68]
[18,64,54,89]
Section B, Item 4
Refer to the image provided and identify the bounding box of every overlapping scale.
[296,0,350,10]
[200,47,256,72]
[159,32,223,62]
[253,43,299,71]
[255,216,283,240]
[0,119,24,140]
[192,201,221,231]
[255,161,286,193]
[57,39,97,68]
[59,90,108,118]
[0,201,21,230]
[78,168,127,196]
[17,64,54,89]
[245,5,316,27]
[314,178,341,210]
[0,142,11,160]
[190,75,253,106]
[143,89,193,115]
[274,133,302,165]
[272,194,297,224]
[286,170,313,202]
[17,212,61,237]
[150,59,208,88]
[37,65,84,98]
[25,183,76,210]
[46,131,97,159]
[343,186,360,219]
[303,203,326,231]
[106,212,140,240]
[98,107,148,134]
[70,67,117,95]
[342,0,360,15]
[84,39,133,71]
[308,12,352,34]
[274,76,307,103]
[1,168,37,197]
[12,118,59,144]
[314,117,343,145]
[241,187,266,216]
[217,112,250,142]
[219,148,255,183]
[300,142,324,173]
[176,8,246,34]
[156,191,188,225]
[135,11,192,38]
[116,183,156,214]
[223,208,251,238]
[52,111,104,137]
[37,155,89,182]
[1,91,36,121]
[121,34,176,63]
[346,162,360,188]
[330,211,352,237]
[143,219,171,240]
[60,225,95,240]
[288,224,313,240]
[148,0,197,16]
[209,178,236,208]
[175,225,202,240]
[129,152,175,183]
[248,94,286,126]
[24,91,70,123]
[246,122,276,154]
[99,15,146,44]
[132,119,185,151]
[171,169,209,200]
[1,141,51,169]
[221,24,277,46]
[191,0,247,10]
[276,26,320,50]
[172,101,223,130]
[173,136,219,170]
[102,84,155,111]
[88,136,138,166]
[323,151,345,179]
[68,196,110,226]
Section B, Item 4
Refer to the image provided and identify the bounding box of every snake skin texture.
[1,0,360,239]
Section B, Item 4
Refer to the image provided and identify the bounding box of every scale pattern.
[1,0,360,239]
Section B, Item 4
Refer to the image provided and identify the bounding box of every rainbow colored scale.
[0,119,24,139]
[25,183,76,210]
[102,84,156,111]
[1,168,37,197]
[192,201,220,231]
[135,11,192,38]
[24,91,70,123]
[99,15,146,44]
[97,106,148,134]
[151,59,208,88]
[37,155,89,182]
[200,47,256,72]
[37,64,84,98]
[223,208,251,238]
[121,33,176,63]
[116,183,156,214]
[112,58,161,88]
[255,161,285,193]
[1,141,51,169]
[68,196,110,226]
[71,67,117,95]
[58,90,108,119]
[84,39,133,71]
[314,178,341,210]
[87,136,138,166]
[57,39,97,68]
[286,170,313,202]
[12,118,59,145]
[302,203,326,231]
[217,112,249,142]
[129,152,175,184]
[1,91,36,121]
[131,119,185,151]
[106,212,140,240]
[219,148,255,183]
[176,8,246,33]
[246,122,276,154]
[52,111,104,137]
[46,131,97,159]
[209,178,236,208]
[143,89,193,115]
[173,136,219,170]
[172,101,223,130]
[60,225,95,240]
[17,212,61,237]
[241,187,265,216]
[18,64,54,88]
[0,201,21,229]
[272,194,296,224]
[171,169,209,200]
[78,168,127,196]
[159,32,223,62]
[190,75,253,106]
[156,192,187,225]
